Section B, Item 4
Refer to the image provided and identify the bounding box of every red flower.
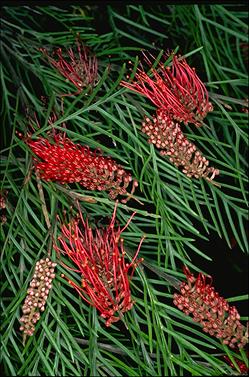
[173,266,248,349]
[40,39,98,95]
[121,52,213,127]
[142,110,219,183]
[55,202,144,326]
[27,134,138,201]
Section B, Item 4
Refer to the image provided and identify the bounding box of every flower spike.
[40,38,98,95]
[26,134,137,201]
[173,266,248,349]
[121,52,213,127]
[19,258,56,344]
[142,110,219,183]
[55,202,144,326]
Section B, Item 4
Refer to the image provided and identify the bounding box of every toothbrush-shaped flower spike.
[142,110,219,183]
[121,52,213,127]
[19,258,56,344]
[40,38,98,95]
[56,202,144,326]
[173,266,248,349]
[27,134,138,202]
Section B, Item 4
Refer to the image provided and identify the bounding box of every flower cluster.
[40,38,98,95]
[19,258,56,342]
[55,202,144,326]
[142,110,219,181]
[121,52,213,127]
[121,52,219,183]
[173,266,248,349]
[27,134,137,201]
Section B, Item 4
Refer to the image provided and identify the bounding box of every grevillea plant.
[26,133,138,201]
[40,37,98,95]
[2,5,249,377]
[19,258,56,344]
[142,109,219,183]
[121,51,213,127]
[173,266,248,349]
[55,202,144,326]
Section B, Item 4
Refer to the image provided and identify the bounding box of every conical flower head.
[55,203,144,326]
[173,266,248,349]
[19,258,56,344]
[27,134,137,201]
[40,38,98,95]
[142,109,219,183]
[121,52,213,127]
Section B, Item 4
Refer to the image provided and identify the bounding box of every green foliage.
[1,4,248,376]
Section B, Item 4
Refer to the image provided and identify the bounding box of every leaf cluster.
[1,4,248,376]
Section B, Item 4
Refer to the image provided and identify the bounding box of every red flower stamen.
[40,39,98,95]
[26,134,138,201]
[173,266,248,349]
[121,52,213,127]
[55,202,144,326]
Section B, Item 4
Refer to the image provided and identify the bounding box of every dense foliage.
[1,4,248,376]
